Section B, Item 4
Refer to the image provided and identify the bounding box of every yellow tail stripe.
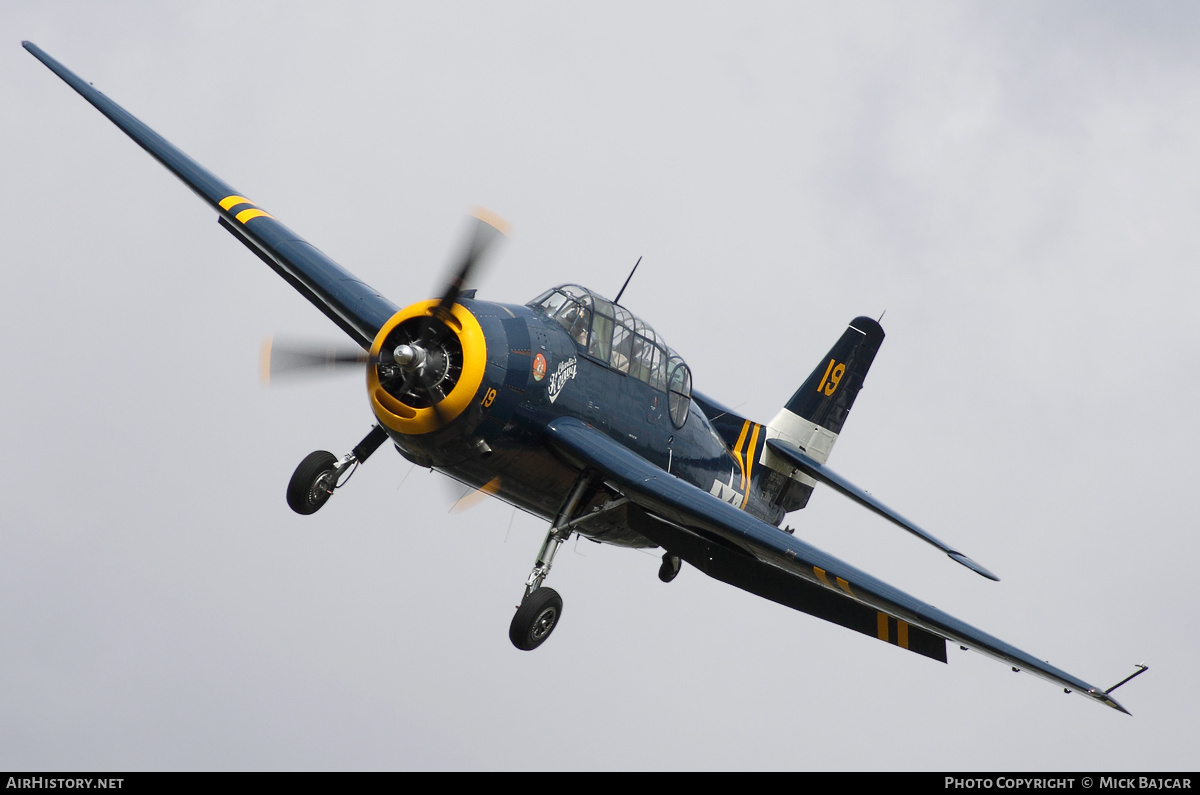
[742,423,761,509]
[877,612,889,642]
[731,420,750,492]
[897,620,909,649]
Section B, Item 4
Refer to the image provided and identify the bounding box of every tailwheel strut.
[509,472,594,651]
[286,424,389,515]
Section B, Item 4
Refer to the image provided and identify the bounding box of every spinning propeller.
[261,208,509,430]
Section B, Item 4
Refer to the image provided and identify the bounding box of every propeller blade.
[400,208,510,430]
[450,477,503,513]
[259,336,371,384]
[429,386,450,430]
[263,209,509,433]
[433,207,510,317]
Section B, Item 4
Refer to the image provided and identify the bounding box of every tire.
[287,450,338,515]
[509,587,563,651]
[658,553,682,583]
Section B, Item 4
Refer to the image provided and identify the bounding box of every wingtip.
[1095,690,1131,715]
[948,551,1000,581]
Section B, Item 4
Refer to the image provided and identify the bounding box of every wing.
[544,416,1128,714]
[23,42,397,349]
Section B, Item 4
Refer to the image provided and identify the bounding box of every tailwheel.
[287,450,338,515]
[658,552,682,583]
[509,587,563,651]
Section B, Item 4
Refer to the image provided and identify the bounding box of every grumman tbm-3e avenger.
[25,41,1147,714]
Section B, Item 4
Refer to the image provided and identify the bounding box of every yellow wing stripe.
[219,194,274,223]
[219,194,252,210]
[875,613,913,650]
[813,567,855,597]
[235,208,273,223]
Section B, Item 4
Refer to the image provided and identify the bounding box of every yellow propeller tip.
[470,206,512,236]
[450,477,503,513]
[259,335,274,385]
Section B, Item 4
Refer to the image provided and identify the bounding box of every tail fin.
[763,317,884,512]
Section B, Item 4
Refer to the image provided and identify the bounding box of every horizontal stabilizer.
[765,438,999,581]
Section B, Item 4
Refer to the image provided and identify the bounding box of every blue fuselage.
[381,299,759,546]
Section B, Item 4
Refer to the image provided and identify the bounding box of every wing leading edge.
[544,416,1128,714]
[23,42,397,349]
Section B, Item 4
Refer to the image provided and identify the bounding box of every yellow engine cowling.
[367,300,487,436]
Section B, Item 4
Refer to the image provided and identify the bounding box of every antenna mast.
[614,256,642,305]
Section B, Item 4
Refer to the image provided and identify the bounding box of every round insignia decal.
[532,352,547,382]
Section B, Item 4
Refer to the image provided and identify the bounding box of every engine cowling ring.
[367,300,487,435]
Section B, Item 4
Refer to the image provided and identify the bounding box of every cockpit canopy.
[528,284,692,426]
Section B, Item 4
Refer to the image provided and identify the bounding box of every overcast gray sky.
[3,1,1197,771]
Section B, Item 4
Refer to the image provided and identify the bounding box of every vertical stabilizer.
[763,317,884,511]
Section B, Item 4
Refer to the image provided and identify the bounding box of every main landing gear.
[509,472,594,651]
[507,476,687,650]
[286,425,389,515]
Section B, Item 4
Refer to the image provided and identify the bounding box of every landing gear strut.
[509,472,593,650]
[286,425,388,515]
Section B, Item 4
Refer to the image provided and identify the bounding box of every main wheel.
[287,450,338,515]
[509,587,563,651]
